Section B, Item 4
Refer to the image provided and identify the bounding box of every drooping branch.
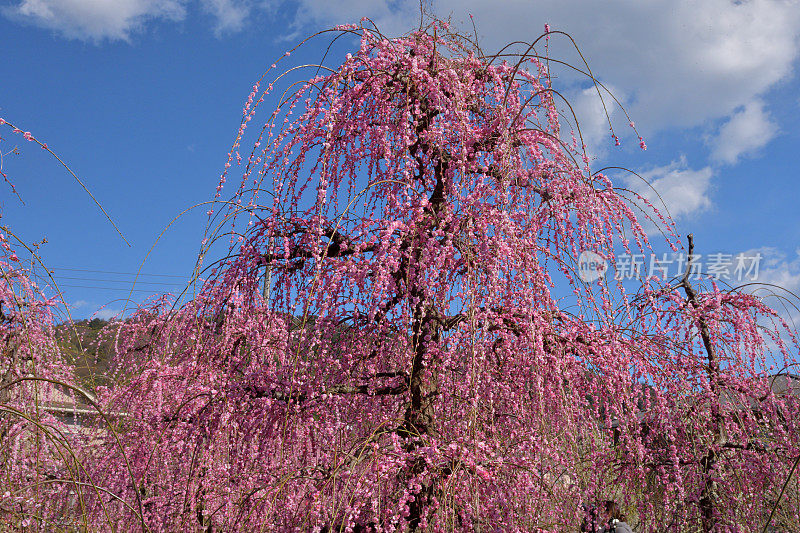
[259,224,377,267]
[245,371,409,405]
[678,233,723,533]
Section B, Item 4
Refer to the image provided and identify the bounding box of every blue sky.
[1,0,800,320]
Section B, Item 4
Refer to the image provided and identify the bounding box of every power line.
[54,276,185,286]
[53,284,192,293]
[49,267,186,279]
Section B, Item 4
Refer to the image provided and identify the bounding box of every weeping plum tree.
[23,20,800,532]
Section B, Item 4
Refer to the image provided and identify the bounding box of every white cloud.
[710,100,778,165]
[735,247,800,332]
[72,299,89,308]
[94,306,122,320]
[2,0,260,41]
[745,247,800,293]
[568,83,624,160]
[201,0,249,35]
[3,0,188,41]
[454,0,800,137]
[628,157,713,221]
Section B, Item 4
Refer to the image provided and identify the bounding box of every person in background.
[580,503,599,532]
[602,500,633,533]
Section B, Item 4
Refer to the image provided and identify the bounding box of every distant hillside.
[55,318,121,390]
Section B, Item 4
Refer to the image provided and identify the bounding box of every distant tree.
[30,19,800,532]
[88,318,107,330]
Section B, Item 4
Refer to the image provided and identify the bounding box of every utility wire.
[54,284,190,293]
[55,276,184,286]
[49,267,186,279]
